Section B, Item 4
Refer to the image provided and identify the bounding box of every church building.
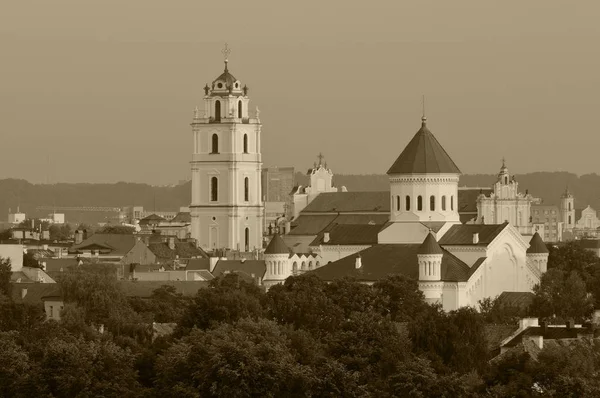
[189,47,264,253]
[269,115,548,310]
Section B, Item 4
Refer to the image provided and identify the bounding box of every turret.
[526,232,549,273]
[418,232,443,281]
[262,233,291,289]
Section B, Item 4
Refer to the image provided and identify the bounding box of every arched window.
[405,196,411,211]
[451,195,454,211]
[316,261,320,267]
[244,177,249,202]
[214,100,221,122]
[243,134,248,153]
[238,100,242,118]
[568,215,572,224]
[568,202,572,211]
[417,196,423,211]
[211,177,218,202]
[211,134,219,154]
[396,195,400,211]
[292,262,298,274]
[301,261,306,270]
[430,195,435,211]
[308,261,313,269]
[245,227,249,252]
[442,196,447,211]
[504,176,508,184]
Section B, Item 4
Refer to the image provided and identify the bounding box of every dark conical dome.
[527,232,549,254]
[264,233,290,255]
[387,117,461,175]
[418,232,444,255]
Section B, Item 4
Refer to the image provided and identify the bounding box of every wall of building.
[0,244,24,272]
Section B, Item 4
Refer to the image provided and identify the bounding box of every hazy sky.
[2,0,599,185]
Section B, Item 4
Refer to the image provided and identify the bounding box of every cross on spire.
[317,153,324,167]
[422,94,426,122]
[222,43,231,71]
[502,157,506,168]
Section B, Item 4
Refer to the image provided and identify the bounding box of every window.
[451,195,454,211]
[405,196,411,211]
[396,195,400,211]
[238,100,243,118]
[211,134,219,153]
[569,215,572,224]
[417,196,423,211]
[211,177,218,201]
[430,195,435,211]
[245,228,249,252]
[442,196,447,211]
[244,177,249,202]
[243,134,248,153]
[214,100,221,121]
[292,262,298,274]
[569,203,572,211]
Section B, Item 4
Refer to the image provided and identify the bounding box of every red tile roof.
[387,119,461,175]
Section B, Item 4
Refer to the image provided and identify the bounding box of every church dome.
[527,232,549,254]
[387,117,461,175]
[418,232,444,255]
[264,233,290,255]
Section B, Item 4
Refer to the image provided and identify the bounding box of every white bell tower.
[190,44,264,253]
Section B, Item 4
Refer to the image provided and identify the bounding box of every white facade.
[0,244,24,272]
[190,57,264,253]
[476,162,536,235]
[292,159,346,219]
[7,210,26,225]
[263,251,323,289]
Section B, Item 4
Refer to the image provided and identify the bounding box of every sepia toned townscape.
[2,1,600,396]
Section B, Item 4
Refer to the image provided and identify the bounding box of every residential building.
[70,234,157,265]
[0,243,24,271]
[7,207,26,224]
[11,283,63,321]
[531,205,563,243]
[190,53,264,253]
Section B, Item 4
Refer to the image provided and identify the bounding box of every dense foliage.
[1,242,600,396]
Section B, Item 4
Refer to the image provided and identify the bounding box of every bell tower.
[560,186,575,231]
[190,44,264,253]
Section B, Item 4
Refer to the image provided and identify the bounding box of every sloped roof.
[309,244,470,282]
[496,291,535,309]
[281,235,318,254]
[310,224,384,246]
[186,258,211,271]
[42,259,79,273]
[418,233,443,255]
[301,191,390,213]
[264,234,290,254]
[70,234,137,255]
[458,187,492,213]
[139,214,167,226]
[212,260,266,280]
[117,280,209,298]
[148,241,208,261]
[485,324,520,352]
[438,223,508,246]
[527,233,549,254]
[11,283,62,304]
[170,212,191,223]
[290,213,390,237]
[387,119,461,175]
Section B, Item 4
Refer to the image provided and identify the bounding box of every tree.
[0,229,11,241]
[0,257,11,297]
[372,274,428,322]
[323,277,376,318]
[177,274,264,334]
[0,332,41,398]
[478,295,529,324]
[97,225,135,235]
[530,269,595,322]
[49,224,72,241]
[22,251,39,269]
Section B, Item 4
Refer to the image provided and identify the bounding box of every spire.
[418,232,443,255]
[317,152,324,167]
[421,95,427,125]
[221,43,231,72]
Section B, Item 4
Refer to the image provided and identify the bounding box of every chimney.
[75,230,83,245]
[168,237,175,251]
[21,287,28,299]
[285,221,291,235]
[355,254,362,269]
[472,233,479,244]
[324,232,330,243]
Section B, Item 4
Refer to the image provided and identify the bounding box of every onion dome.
[418,232,444,255]
[527,232,549,254]
[387,116,461,175]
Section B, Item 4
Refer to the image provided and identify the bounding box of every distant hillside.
[2,171,600,225]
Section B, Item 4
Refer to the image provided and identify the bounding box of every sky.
[1,0,600,185]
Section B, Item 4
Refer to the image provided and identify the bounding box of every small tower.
[526,232,549,273]
[418,232,444,281]
[262,233,291,289]
[560,186,575,231]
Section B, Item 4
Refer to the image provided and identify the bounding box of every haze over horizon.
[2,0,599,184]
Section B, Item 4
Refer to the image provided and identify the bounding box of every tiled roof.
[186,258,211,271]
[264,234,290,254]
[281,235,317,254]
[148,241,207,261]
[10,272,34,283]
[309,244,470,282]
[11,283,62,304]
[70,234,137,256]
[387,119,461,175]
[42,258,79,273]
[190,270,215,281]
[290,213,390,236]
[301,191,390,213]
[527,233,549,254]
[458,187,492,213]
[170,212,191,223]
[484,324,520,352]
[438,223,508,246]
[310,224,383,246]
[212,260,266,280]
[117,280,209,298]
[496,291,535,309]
[418,233,443,255]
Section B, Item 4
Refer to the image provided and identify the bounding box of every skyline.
[2,1,600,184]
